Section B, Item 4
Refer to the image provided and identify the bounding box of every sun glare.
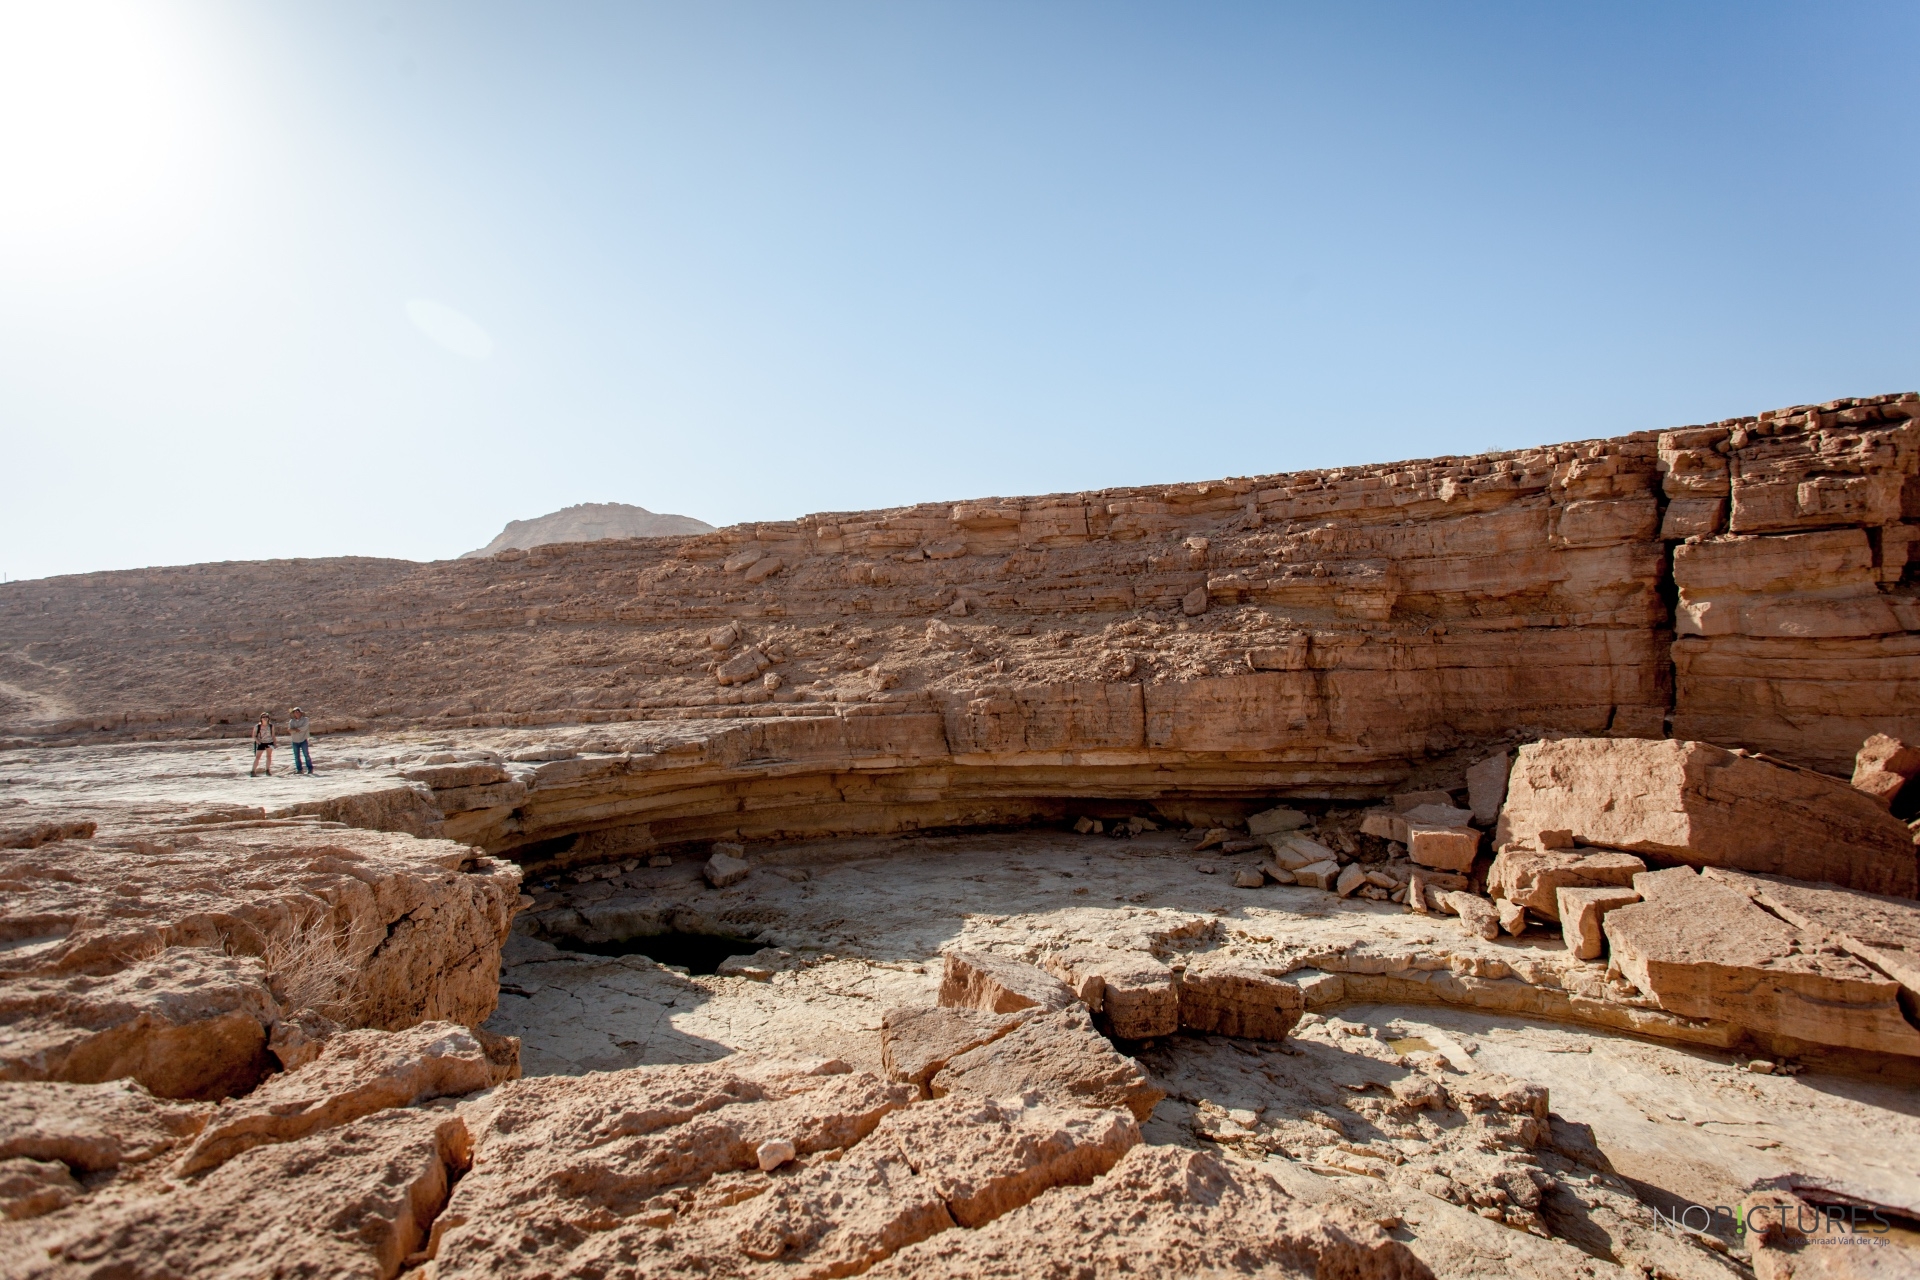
[0,0,205,266]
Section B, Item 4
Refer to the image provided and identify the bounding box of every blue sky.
[2,1,1916,581]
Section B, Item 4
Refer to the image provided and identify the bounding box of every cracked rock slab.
[1604,868,1920,1056]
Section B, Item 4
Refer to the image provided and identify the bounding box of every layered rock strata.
[4,395,1916,860]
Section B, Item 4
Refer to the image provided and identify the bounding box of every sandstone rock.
[1402,802,1474,827]
[1335,862,1366,897]
[1496,737,1919,897]
[869,1093,1138,1228]
[266,1007,340,1071]
[0,948,277,1101]
[1259,860,1297,884]
[1247,805,1310,835]
[866,1144,1431,1280]
[1181,586,1208,616]
[880,1005,1029,1093]
[1673,530,1903,639]
[939,951,1077,1015]
[1498,898,1528,935]
[0,1154,81,1220]
[0,1078,209,1172]
[177,1021,515,1175]
[1407,822,1481,872]
[433,1063,916,1276]
[1042,947,1176,1039]
[702,851,752,887]
[1232,867,1265,888]
[1852,733,1920,810]
[741,555,784,584]
[1486,848,1647,920]
[1176,959,1305,1041]
[1406,872,1430,914]
[755,1137,796,1170]
[0,827,522,1036]
[1701,868,1920,1006]
[1467,750,1512,824]
[16,1106,472,1278]
[1556,886,1641,960]
[1193,827,1231,850]
[930,1006,1164,1121]
[1295,859,1341,890]
[714,646,773,685]
[1604,868,1920,1056]
[1360,809,1401,840]
[0,820,95,851]
[1266,833,1336,869]
[402,761,508,789]
[1441,891,1501,941]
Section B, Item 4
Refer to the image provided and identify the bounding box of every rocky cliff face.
[3,394,1914,851]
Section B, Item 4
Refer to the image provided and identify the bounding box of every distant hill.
[461,503,715,558]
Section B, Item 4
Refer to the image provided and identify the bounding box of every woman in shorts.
[250,713,276,776]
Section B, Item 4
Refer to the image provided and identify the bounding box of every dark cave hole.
[556,930,765,976]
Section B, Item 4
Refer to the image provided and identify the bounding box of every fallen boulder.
[1495,737,1919,897]
[1852,733,1920,810]
[1603,868,1920,1056]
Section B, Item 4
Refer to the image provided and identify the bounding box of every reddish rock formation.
[1496,737,1918,897]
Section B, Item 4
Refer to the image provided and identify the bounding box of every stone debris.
[1701,867,1920,1008]
[755,1137,797,1170]
[1406,822,1481,873]
[1295,859,1342,890]
[938,951,1078,1015]
[1335,863,1367,897]
[1852,732,1920,809]
[1555,885,1642,960]
[1440,891,1501,941]
[1486,848,1647,920]
[1247,805,1311,835]
[1232,867,1266,888]
[1496,737,1919,897]
[701,849,752,887]
[1267,833,1338,869]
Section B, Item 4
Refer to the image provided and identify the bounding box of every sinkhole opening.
[556,930,765,976]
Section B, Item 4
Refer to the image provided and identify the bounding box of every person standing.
[250,713,276,776]
[289,706,313,775]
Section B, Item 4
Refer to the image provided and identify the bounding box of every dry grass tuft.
[260,918,364,1022]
